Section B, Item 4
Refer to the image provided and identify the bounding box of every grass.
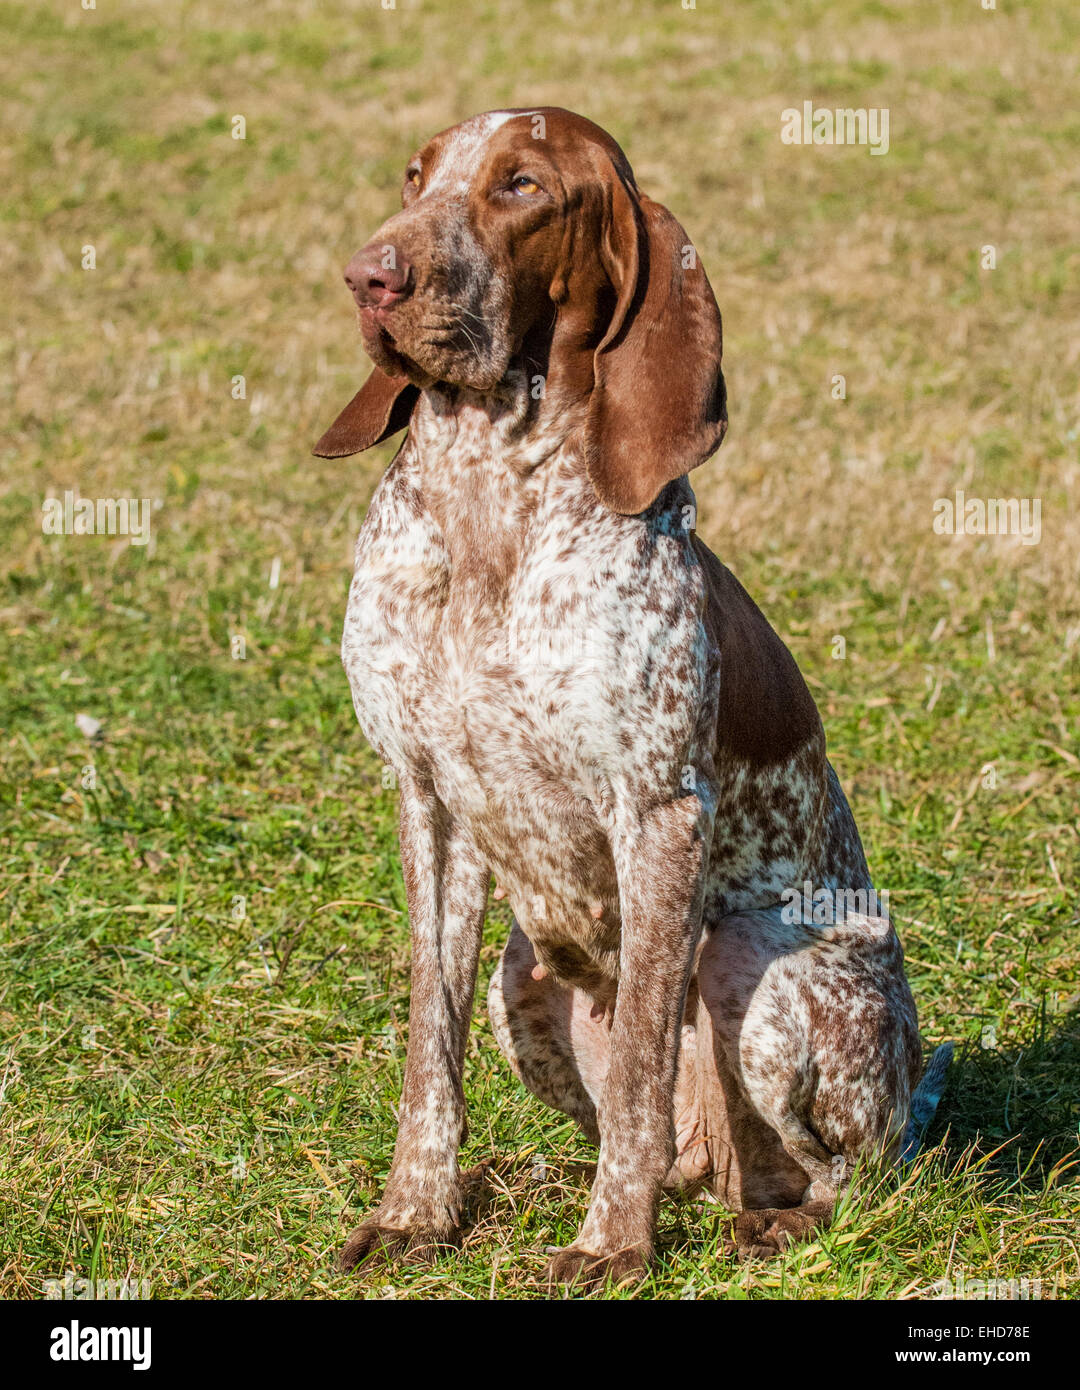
[1,0,1078,1299]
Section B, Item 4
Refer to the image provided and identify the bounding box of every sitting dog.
[315,108,943,1288]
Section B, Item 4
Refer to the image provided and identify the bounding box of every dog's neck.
[413,372,578,468]
[405,352,596,605]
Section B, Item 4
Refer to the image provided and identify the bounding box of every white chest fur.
[341,428,711,888]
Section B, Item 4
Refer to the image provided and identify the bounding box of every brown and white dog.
[315,108,946,1289]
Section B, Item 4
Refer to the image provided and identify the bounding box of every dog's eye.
[406,168,421,187]
[511,174,541,195]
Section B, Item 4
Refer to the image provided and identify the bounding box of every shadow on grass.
[933,1003,1080,1184]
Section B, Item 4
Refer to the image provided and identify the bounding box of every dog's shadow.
[931,1002,1080,1184]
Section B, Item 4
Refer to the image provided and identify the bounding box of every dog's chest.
[342,441,710,915]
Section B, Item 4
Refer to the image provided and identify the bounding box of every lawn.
[1,0,1077,1299]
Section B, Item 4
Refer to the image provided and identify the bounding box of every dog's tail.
[899,1041,954,1164]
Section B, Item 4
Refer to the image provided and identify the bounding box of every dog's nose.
[344,245,413,309]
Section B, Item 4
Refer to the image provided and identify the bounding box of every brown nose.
[343,244,413,309]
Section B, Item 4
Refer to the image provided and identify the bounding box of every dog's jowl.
[316,108,943,1289]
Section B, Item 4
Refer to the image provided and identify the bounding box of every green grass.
[1,0,1078,1298]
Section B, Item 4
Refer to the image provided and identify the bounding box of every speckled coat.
[315,108,923,1287]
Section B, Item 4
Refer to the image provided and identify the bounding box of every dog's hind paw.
[724,1198,834,1262]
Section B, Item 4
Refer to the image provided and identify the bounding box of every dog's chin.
[359,320,424,382]
[360,320,507,393]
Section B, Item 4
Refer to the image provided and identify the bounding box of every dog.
[314,108,945,1289]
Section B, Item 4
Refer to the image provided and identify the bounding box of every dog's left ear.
[584,178,727,515]
[312,366,418,458]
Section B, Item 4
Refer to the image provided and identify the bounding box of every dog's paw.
[724,1200,833,1262]
[338,1218,460,1273]
[544,1243,650,1293]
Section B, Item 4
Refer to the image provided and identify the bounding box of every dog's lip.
[358,311,399,354]
[358,317,429,382]
[359,304,396,331]
[357,307,447,389]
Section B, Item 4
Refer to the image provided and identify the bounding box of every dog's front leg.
[340,774,489,1272]
[546,795,709,1291]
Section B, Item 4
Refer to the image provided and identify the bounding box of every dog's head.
[315,108,726,514]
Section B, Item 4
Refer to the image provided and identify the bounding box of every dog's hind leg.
[698,903,922,1259]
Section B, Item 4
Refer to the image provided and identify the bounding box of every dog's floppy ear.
[312,367,418,458]
[584,177,727,515]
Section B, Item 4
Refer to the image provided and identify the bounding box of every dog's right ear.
[312,367,418,457]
